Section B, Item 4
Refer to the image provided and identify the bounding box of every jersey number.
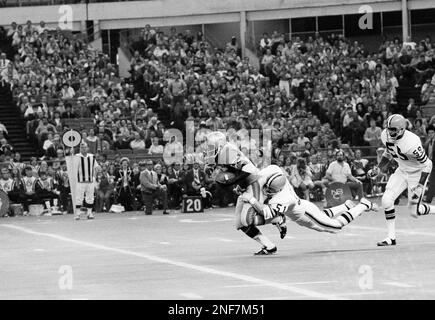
[386,142,408,161]
[275,203,288,214]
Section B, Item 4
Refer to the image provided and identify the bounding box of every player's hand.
[239,194,251,203]
[233,185,246,195]
[410,183,424,203]
[367,166,380,179]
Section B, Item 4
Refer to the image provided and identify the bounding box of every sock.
[53,199,58,207]
[418,203,433,215]
[324,202,353,218]
[45,201,51,210]
[253,233,276,250]
[75,205,81,216]
[384,208,396,240]
[87,207,93,216]
[335,203,367,227]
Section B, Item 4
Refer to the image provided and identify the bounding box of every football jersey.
[22,176,37,193]
[257,165,300,218]
[38,177,54,191]
[381,129,431,173]
[0,178,14,192]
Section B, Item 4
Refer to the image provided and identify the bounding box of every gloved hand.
[233,184,246,196]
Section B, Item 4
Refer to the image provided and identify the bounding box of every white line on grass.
[1,224,344,300]
[180,292,203,299]
[383,282,415,288]
[224,281,338,288]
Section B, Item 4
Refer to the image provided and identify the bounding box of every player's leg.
[296,199,376,232]
[236,202,277,255]
[323,200,356,218]
[378,170,408,246]
[74,183,85,220]
[84,183,95,219]
[408,171,435,217]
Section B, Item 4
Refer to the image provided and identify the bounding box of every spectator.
[364,118,382,148]
[325,149,364,200]
[0,138,14,156]
[140,160,168,215]
[148,136,164,154]
[289,158,315,200]
[130,132,146,151]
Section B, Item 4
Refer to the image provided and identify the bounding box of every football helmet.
[386,114,407,140]
[264,171,287,197]
[204,131,227,163]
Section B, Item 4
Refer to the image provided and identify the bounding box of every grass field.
[2,200,435,300]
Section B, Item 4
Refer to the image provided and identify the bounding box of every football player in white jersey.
[206,132,287,255]
[241,165,378,249]
[368,114,433,246]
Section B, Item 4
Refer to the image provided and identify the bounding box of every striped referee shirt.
[75,153,98,183]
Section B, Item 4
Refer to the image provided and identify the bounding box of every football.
[215,170,237,185]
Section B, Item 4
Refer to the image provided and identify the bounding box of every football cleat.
[377,238,396,246]
[254,246,277,255]
[74,215,80,220]
[87,213,95,220]
[360,198,379,212]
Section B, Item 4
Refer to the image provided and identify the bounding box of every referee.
[74,141,99,220]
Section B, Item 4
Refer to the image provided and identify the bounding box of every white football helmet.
[204,131,227,162]
[264,171,287,197]
[386,114,407,140]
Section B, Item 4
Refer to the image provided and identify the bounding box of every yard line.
[1,224,344,300]
[180,292,203,299]
[33,249,45,252]
[383,282,415,288]
[285,236,295,239]
[158,242,171,245]
[224,281,338,288]
[335,291,385,296]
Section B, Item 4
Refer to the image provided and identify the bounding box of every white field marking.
[1,224,344,300]
[335,291,385,297]
[33,249,46,252]
[128,217,138,220]
[158,241,171,245]
[349,225,435,237]
[179,218,233,223]
[383,282,415,288]
[285,235,295,239]
[180,292,203,299]
[224,281,338,288]
[342,233,359,237]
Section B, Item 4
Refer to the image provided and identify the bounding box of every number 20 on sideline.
[182,196,204,213]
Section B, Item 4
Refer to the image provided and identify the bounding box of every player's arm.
[413,144,433,184]
[244,197,289,220]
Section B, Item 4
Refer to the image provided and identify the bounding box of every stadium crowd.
[1,20,435,216]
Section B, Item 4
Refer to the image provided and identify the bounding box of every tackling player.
[368,114,433,246]
[206,131,286,255]
[241,165,378,249]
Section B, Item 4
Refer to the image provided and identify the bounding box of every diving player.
[206,131,287,255]
[241,165,379,246]
[368,114,433,246]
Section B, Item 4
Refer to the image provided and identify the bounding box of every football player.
[240,165,378,251]
[207,132,286,255]
[368,114,433,246]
